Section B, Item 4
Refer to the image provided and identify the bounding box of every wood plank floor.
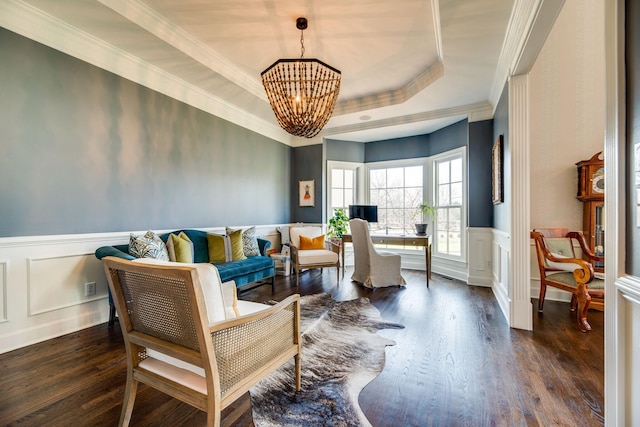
[0,268,604,426]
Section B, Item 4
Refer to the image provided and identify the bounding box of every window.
[368,163,424,235]
[434,154,464,258]
[327,162,360,220]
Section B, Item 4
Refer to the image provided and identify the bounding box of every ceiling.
[2,0,528,146]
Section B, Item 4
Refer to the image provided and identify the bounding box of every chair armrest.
[257,238,271,256]
[566,231,605,263]
[208,294,301,394]
[542,247,595,284]
[95,246,135,261]
[325,240,341,254]
[289,244,299,263]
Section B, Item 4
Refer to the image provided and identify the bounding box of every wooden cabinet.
[576,152,604,267]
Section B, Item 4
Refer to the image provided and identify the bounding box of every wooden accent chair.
[288,226,340,287]
[102,257,301,427]
[349,218,406,289]
[531,228,605,332]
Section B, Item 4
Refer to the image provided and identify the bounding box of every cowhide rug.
[250,292,404,427]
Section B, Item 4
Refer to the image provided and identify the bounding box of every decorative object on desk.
[260,17,341,138]
[299,179,315,207]
[251,293,403,427]
[327,208,350,244]
[414,202,437,236]
[492,135,504,205]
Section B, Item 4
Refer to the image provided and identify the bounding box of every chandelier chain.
[300,30,305,58]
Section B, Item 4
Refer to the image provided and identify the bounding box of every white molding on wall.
[0,225,287,354]
[0,260,7,323]
[467,227,494,287]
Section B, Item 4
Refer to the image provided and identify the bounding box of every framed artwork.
[299,179,315,207]
[492,135,503,205]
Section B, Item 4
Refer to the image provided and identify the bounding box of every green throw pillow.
[207,233,228,263]
[228,228,247,261]
[226,226,260,257]
[166,232,194,263]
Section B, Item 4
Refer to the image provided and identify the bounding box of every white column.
[508,74,533,330]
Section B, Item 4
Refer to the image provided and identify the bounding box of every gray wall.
[325,139,365,162]
[291,144,323,223]
[0,29,291,237]
[469,120,494,227]
[627,0,640,275]
[493,82,510,232]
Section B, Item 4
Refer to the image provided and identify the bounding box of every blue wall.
[0,29,291,237]
[493,82,510,232]
[627,0,640,275]
[469,120,494,227]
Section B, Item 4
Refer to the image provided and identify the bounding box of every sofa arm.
[95,246,135,261]
[257,238,271,256]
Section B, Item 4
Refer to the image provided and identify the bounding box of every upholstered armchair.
[349,218,406,289]
[531,228,604,332]
[288,226,340,286]
[102,256,301,427]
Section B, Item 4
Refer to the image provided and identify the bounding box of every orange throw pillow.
[299,234,326,250]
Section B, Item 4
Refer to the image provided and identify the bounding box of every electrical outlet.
[84,282,96,297]
[486,260,492,268]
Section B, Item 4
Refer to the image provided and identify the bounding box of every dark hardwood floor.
[0,268,604,426]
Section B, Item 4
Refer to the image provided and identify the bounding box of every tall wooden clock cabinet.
[576,151,604,267]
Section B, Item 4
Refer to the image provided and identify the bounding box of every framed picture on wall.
[299,179,315,207]
[492,135,503,205]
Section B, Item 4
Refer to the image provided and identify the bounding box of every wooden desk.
[341,234,432,287]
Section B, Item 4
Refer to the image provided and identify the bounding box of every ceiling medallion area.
[261,17,342,138]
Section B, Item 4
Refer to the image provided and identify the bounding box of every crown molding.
[489,0,565,110]
[95,0,267,101]
[0,0,293,145]
[325,101,492,137]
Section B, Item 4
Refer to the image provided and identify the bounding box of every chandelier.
[261,17,341,138]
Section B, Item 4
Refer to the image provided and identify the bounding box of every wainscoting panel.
[27,253,108,316]
[492,229,510,323]
[467,227,493,287]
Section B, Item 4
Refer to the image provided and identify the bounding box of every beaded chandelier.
[261,17,341,138]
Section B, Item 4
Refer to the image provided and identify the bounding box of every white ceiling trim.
[96,0,268,101]
[334,60,445,116]
[1,0,293,145]
[324,101,493,138]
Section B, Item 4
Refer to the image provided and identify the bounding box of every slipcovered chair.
[349,218,406,289]
[102,256,301,427]
[288,226,340,287]
[531,228,604,332]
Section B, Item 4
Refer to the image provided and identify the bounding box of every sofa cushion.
[297,249,338,266]
[214,256,274,283]
[129,230,169,261]
[207,230,246,263]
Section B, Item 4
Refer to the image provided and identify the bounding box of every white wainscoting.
[0,225,283,354]
[492,229,510,324]
[467,227,494,287]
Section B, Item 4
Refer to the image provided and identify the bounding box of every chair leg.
[119,374,138,427]
[295,353,302,391]
[109,303,117,328]
[538,281,547,312]
[576,285,592,332]
[570,294,578,312]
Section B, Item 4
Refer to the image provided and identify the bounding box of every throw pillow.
[207,233,230,263]
[166,232,194,263]
[226,226,260,257]
[299,234,326,250]
[227,228,247,261]
[129,230,169,261]
[207,230,247,263]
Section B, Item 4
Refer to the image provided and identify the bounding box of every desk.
[341,234,432,287]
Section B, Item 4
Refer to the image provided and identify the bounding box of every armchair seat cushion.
[297,249,339,266]
[547,271,605,290]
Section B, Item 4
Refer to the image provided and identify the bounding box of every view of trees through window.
[435,157,463,256]
[369,166,423,234]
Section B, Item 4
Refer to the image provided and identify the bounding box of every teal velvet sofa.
[95,229,275,327]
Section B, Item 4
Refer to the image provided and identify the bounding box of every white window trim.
[326,160,364,221]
